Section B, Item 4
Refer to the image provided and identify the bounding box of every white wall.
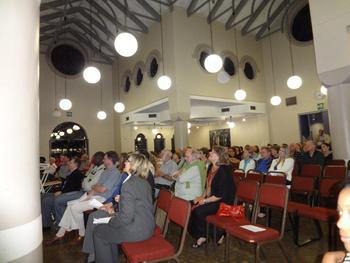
[39,54,116,158]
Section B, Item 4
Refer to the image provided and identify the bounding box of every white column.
[174,120,189,149]
[0,1,42,262]
[327,85,350,160]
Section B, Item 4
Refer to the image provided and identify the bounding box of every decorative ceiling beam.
[187,0,210,17]
[207,0,225,23]
[110,0,148,33]
[136,0,161,22]
[40,6,79,21]
[255,0,289,40]
[40,0,80,11]
[225,0,249,30]
[241,0,270,35]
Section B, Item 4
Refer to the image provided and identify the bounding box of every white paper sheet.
[240,225,266,232]
[93,217,112,224]
[89,198,104,209]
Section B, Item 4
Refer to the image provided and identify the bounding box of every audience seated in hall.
[227,146,240,164]
[46,151,121,245]
[82,153,155,263]
[268,145,295,183]
[41,158,84,228]
[289,143,303,161]
[189,146,236,248]
[53,151,105,225]
[255,146,273,173]
[154,149,178,192]
[79,153,90,172]
[251,145,261,161]
[57,153,71,181]
[271,144,280,159]
[173,148,205,201]
[239,149,256,173]
[321,142,333,165]
[301,140,325,167]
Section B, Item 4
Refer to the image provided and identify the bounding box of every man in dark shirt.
[41,158,84,228]
[300,140,325,167]
[255,146,273,173]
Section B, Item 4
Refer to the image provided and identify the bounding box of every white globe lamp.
[73,125,80,131]
[114,32,138,57]
[187,122,191,129]
[59,98,72,111]
[152,128,158,135]
[270,95,282,106]
[234,89,247,101]
[157,75,172,90]
[287,75,302,90]
[227,121,235,128]
[204,54,223,73]
[59,131,65,136]
[83,66,101,84]
[114,102,125,113]
[320,85,327,95]
[97,111,107,120]
[67,128,73,134]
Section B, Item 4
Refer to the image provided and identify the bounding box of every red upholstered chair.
[300,164,322,178]
[265,171,286,185]
[154,189,173,235]
[205,180,260,255]
[327,159,345,166]
[290,175,315,206]
[317,177,343,207]
[246,169,264,184]
[225,184,290,263]
[323,165,346,179]
[121,197,191,263]
[232,169,245,187]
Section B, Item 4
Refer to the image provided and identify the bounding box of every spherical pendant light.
[59,98,72,111]
[73,125,80,131]
[114,102,125,113]
[204,54,223,73]
[234,89,247,101]
[320,85,327,95]
[287,75,302,90]
[157,75,172,90]
[83,66,101,84]
[55,135,61,140]
[152,128,158,135]
[114,32,138,57]
[227,121,236,128]
[187,129,191,134]
[97,110,107,120]
[187,122,192,129]
[52,108,62,117]
[59,131,65,136]
[270,95,282,106]
[67,128,73,134]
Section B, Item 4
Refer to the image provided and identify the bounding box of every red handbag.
[216,203,245,220]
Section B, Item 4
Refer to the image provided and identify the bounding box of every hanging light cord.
[286,1,295,75]
[117,59,120,101]
[100,79,103,109]
[208,1,214,51]
[54,71,57,106]
[268,32,277,95]
[124,0,128,30]
[159,2,165,74]
[234,27,241,90]
[64,76,67,98]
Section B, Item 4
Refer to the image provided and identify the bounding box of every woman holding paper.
[82,153,155,263]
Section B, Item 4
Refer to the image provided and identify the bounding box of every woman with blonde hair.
[82,153,155,263]
[188,146,236,248]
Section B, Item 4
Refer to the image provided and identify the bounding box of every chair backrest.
[328,159,345,166]
[246,169,264,183]
[232,169,245,186]
[319,178,343,198]
[164,197,191,258]
[235,179,260,220]
[254,183,289,237]
[291,176,315,195]
[348,160,350,171]
[156,189,173,213]
[323,165,346,179]
[300,164,322,178]
[265,171,287,185]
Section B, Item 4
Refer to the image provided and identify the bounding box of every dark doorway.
[135,133,147,152]
[154,133,165,154]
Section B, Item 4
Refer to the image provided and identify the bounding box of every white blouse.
[268,158,295,181]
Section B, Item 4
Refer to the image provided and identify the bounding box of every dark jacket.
[301,150,325,167]
[61,169,84,193]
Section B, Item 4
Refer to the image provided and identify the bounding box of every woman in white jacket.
[238,149,256,173]
[268,146,294,184]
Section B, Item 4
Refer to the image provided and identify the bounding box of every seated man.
[41,158,84,228]
[174,148,205,201]
[54,151,105,224]
[47,151,121,244]
[300,140,325,167]
[154,149,178,192]
[255,146,272,173]
[57,153,71,182]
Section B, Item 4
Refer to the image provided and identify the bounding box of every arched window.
[132,62,145,87]
[146,50,161,78]
[154,133,165,154]
[240,56,259,81]
[49,122,88,158]
[135,133,147,152]
[192,44,212,73]
[122,70,132,93]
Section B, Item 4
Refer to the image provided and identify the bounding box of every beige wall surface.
[39,54,116,158]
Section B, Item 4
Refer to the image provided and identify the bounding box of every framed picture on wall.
[209,128,231,148]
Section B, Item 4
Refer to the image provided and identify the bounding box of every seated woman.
[322,182,350,263]
[268,145,294,184]
[82,153,155,263]
[188,146,236,248]
[238,149,255,173]
[321,143,333,165]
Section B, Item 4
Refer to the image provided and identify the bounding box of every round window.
[51,44,86,76]
[243,62,255,80]
[291,4,313,42]
[149,58,158,78]
[199,51,209,70]
[136,68,143,86]
[223,57,235,76]
[124,76,131,92]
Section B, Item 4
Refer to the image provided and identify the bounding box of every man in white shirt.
[174,148,204,201]
[154,150,178,193]
[54,151,105,224]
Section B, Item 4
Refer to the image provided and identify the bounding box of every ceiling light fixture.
[114,59,125,113]
[204,1,222,73]
[227,116,236,129]
[286,11,302,90]
[66,128,73,134]
[320,85,327,95]
[97,78,107,120]
[157,3,172,90]
[52,70,62,117]
[268,33,281,106]
[59,76,72,110]
[233,28,246,101]
[73,125,80,131]
[152,123,158,135]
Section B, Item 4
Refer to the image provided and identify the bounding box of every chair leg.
[205,222,209,256]
[295,218,323,247]
[255,244,261,263]
[278,241,292,263]
[225,234,230,263]
[213,225,217,253]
